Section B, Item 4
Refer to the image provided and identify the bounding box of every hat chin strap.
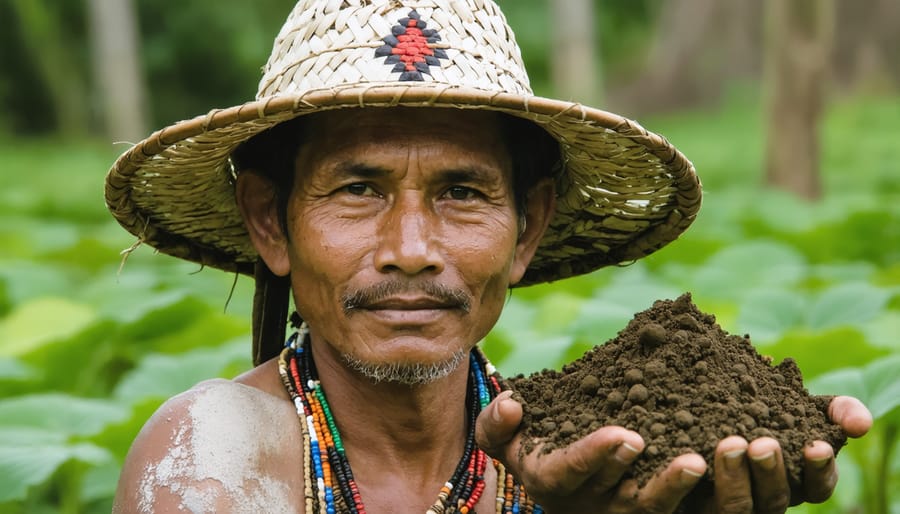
[252,260,291,366]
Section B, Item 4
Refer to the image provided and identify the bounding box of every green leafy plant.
[1,94,898,512]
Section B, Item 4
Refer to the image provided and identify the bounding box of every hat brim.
[105,83,701,286]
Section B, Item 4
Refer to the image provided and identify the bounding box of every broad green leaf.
[0,357,35,381]
[809,354,900,421]
[874,263,900,287]
[0,441,111,502]
[689,240,808,302]
[737,289,807,343]
[513,271,610,301]
[860,354,900,420]
[755,327,888,381]
[745,189,823,233]
[494,297,537,335]
[495,333,573,376]
[0,260,79,305]
[807,282,892,330]
[90,284,189,324]
[570,265,683,343]
[570,298,636,344]
[489,298,536,363]
[863,311,900,350]
[531,292,584,334]
[80,461,120,502]
[807,368,867,400]
[0,280,8,318]
[811,262,876,284]
[0,297,96,357]
[139,309,251,355]
[643,235,723,268]
[0,394,129,437]
[481,331,513,365]
[116,296,248,356]
[594,265,683,313]
[0,427,67,446]
[0,217,81,255]
[113,338,248,402]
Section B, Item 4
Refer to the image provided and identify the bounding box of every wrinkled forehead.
[295,107,513,170]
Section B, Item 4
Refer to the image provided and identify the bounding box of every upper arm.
[113,380,301,514]
[113,387,198,513]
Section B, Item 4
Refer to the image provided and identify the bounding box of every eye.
[344,183,376,196]
[445,186,477,201]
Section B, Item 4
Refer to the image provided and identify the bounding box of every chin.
[340,348,468,386]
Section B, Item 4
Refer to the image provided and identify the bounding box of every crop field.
[1,94,898,513]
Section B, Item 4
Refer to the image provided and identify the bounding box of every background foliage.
[1,1,898,512]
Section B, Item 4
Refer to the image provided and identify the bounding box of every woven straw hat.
[105,0,701,287]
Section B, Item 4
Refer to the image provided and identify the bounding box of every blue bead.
[325,487,336,514]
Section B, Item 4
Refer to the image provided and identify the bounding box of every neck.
[310,336,472,490]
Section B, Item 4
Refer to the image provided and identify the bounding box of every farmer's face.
[276,108,539,379]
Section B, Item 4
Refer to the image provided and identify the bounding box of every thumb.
[829,396,872,439]
[475,390,524,458]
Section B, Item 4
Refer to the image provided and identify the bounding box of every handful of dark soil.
[508,293,846,505]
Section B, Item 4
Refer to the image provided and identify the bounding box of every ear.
[508,178,556,285]
[234,171,291,277]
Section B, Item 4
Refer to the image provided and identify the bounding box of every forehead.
[299,107,510,166]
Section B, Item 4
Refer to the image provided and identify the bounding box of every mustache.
[341,280,471,314]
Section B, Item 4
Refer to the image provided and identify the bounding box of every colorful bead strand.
[278,320,542,513]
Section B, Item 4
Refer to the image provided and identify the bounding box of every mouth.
[353,296,466,325]
[364,296,458,311]
[366,297,455,318]
[342,282,472,317]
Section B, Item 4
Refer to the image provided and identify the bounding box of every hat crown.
[257,0,533,98]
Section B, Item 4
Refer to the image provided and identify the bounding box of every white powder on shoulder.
[137,380,298,513]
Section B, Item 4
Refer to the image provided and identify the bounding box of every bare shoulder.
[114,364,304,514]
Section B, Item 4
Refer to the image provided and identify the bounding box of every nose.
[373,192,444,276]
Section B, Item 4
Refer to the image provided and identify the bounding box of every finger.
[630,453,706,513]
[474,390,523,459]
[828,396,872,438]
[747,437,790,514]
[515,426,645,500]
[713,436,754,514]
[476,393,646,498]
[801,441,837,503]
[513,426,644,497]
[546,427,645,493]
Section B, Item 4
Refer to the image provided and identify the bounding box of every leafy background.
[1,1,898,513]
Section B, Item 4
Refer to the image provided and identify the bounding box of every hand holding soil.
[506,293,848,509]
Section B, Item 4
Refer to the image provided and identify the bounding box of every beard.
[341,348,468,386]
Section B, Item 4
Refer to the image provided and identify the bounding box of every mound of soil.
[508,293,846,506]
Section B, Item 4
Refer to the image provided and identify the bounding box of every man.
[106,1,871,512]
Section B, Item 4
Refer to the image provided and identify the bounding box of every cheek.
[289,208,372,262]
[286,211,373,309]
[452,222,518,304]
[458,217,518,270]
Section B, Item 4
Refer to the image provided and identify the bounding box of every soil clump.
[508,293,846,507]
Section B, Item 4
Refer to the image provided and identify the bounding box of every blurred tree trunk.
[832,0,900,92]
[8,0,90,137]
[763,0,835,199]
[87,0,148,142]
[548,0,601,105]
[607,0,754,116]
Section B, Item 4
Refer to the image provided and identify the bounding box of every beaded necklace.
[278,323,543,514]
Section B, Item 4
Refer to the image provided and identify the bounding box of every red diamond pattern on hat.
[375,10,449,81]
